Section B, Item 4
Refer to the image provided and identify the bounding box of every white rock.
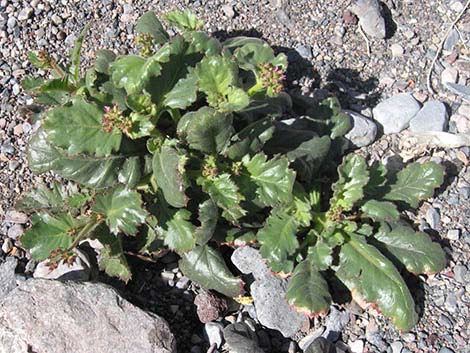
[373,93,421,134]
[349,339,364,353]
[33,249,91,281]
[391,43,404,58]
[204,322,224,348]
[441,67,458,84]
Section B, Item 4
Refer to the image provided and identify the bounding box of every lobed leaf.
[179,245,243,297]
[135,11,169,44]
[164,209,197,253]
[69,23,90,82]
[195,199,219,245]
[164,9,204,31]
[360,200,400,221]
[95,229,132,282]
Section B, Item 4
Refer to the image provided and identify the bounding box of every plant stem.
[67,217,103,251]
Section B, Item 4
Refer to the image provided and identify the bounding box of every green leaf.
[257,209,298,273]
[69,23,90,82]
[361,200,400,221]
[372,222,446,275]
[164,9,204,31]
[242,153,296,206]
[44,96,121,157]
[286,260,331,315]
[335,233,418,331]
[195,199,218,245]
[92,185,147,235]
[384,162,444,208]
[232,41,287,71]
[28,130,139,189]
[135,11,169,44]
[152,145,188,208]
[178,107,234,154]
[331,154,369,211]
[21,213,87,260]
[307,242,333,271]
[163,72,198,109]
[94,49,116,74]
[184,31,221,55]
[308,97,351,139]
[198,174,246,224]
[28,51,49,69]
[195,55,249,112]
[164,209,196,252]
[179,245,243,297]
[16,182,68,214]
[364,161,387,198]
[95,230,132,282]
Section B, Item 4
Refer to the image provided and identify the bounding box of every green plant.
[18,10,445,331]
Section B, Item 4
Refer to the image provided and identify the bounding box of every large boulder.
[0,263,176,353]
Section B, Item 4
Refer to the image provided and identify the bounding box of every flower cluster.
[135,33,155,57]
[259,63,285,96]
[47,248,77,270]
[102,104,132,134]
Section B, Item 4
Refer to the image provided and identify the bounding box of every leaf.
[69,23,90,82]
[195,199,218,245]
[361,200,400,221]
[164,209,196,252]
[286,259,331,315]
[179,245,243,297]
[331,154,369,211]
[364,161,387,198]
[372,222,446,275]
[95,229,132,282]
[20,213,87,260]
[163,72,198,109]
[384,162,444,208]
[307,242,333,271]
[164,9,204,31]
[94,49,116,74]
[92,185,147,235]
[335,233,418,331]
[152,145,188,208]
[257,209,298,273]
[242,153,296,206]
[308,97,351,139]
[232,41,287,71]
[198,174,246,224]
[16,182,68,214]
[28,130,140,189]
[28,51,49,69]
[178,107,234,154]
[135,11,169,44]
[184,31,221,55]
[44,96,122,157]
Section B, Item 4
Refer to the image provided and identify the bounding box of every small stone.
[298,328,324,350]
[51,14,63,25]
[175,276,190,290]
[303,337,337,353]
[443,29,459,52]
[12,84,20,95]
[324,306,350,342]
[351,0,386,39]
[1,238,13,254]
[445,293,458,313]
[0,257,18,300]
[204,322,224,348]
[18,7,33,21]
[4,210,28,224]
[447,229,460,240]
[373,93,421,134]
[7,224,23,240]
[7,17,16,29]
[425,208,440,229]
[438,314,453,328]
[444,82,470,98]
[439,348,455,353]
[296,44,313,60]
[343,9,358,25]
[194,291,228,323]
[441,67,458,84]
[390,341,403,353]
[402,333,415,343]
[33,249,91,281]
[349,339,364,353]
[409,101,449,133]
[460,187,470,199]
[450,0,464,12]
[345,110,377,147]
[13,124,23,136]
[161,271,175,281]
[390,43,404,58]
[222,4,235,18]
[453,265,468,283]
[223,322,264,353]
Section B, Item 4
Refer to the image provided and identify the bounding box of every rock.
[345,110,377,147]
[351,0,386,39]
[33,248,91,281]
[0,257,18,299]
[304,337,337,353]
[453,265,468,283]
[439,348,454,353]
[18,8,33,21]
[425,208,440,229]
[450,0,464,12]
[222,4,235,18]
[445,293,458,313]
[223,322,264,353]
[51,14,63,25]
[204,322,224,348]
[390,43,404,58]
[296,44,313,60]
[0,279,176,353]
[441,67,458,84]
[231,248,307,337]
[452,114,470,133]
[298,328,325,351]
[447,229,460,240]
[1,238,13,254]
[444,82,470,98]
[390,341,403,353]
[194,291,228,323]
[3,210,28,224]
[6,224,23,240]
[409,101,449,133]
[373,94,421,134]
[323,306,350,342]
[343,9,358,25]
[349,340,364,353]
[443,28,459,52]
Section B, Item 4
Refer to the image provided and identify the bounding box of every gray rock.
[222,4,235,18]
[223,322,264,353]
[453,265,468,283]
[344,110,377,147]
[18,8,33,21]
[0,257,17,299]
[445,293,458,313]
[33,248,91,281]
[3,210,28,224]
[441,67,458,84]
[231,248,307,337]
[439,348,454,353]
[298,328,325,351]
[443,28,459,52]
[304,337,337,353]
[390,341,403,353]
[373,93,421,134]
[351,0,386,39]
[323,306,350,342]
[204,322,224,348]
[409,101,448,133]
[425,208,440,229]
[0,279,176,353]
[296,44,313,60]
[444,82,470,98]
[6,224,23,240]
